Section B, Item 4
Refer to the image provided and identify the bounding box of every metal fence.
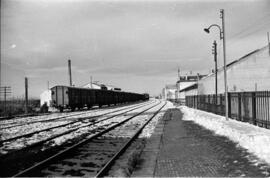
[186,91,270,129]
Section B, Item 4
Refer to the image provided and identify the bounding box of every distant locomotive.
[51,85,149,112]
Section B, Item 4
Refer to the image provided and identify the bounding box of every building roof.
[179,83,198,92]
[176,74,206,83]
[165,84,177,89]
[200,45,268,81]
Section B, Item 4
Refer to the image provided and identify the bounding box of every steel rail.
[0,101,153,144]
[95,101,167,177]
[0,100,152,131]
[0,101,156,159]
[0,100,148,129]
[12,101,160,177]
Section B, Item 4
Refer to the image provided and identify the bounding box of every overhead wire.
[229,12,270,40]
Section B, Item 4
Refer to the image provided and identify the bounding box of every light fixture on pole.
[204,9,228,120]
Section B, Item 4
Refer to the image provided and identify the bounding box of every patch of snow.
[180,106,270,165]
[139,101,173,138]
[0,100,156,154]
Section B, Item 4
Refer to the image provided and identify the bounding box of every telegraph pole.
[68,59,72,86]
[267,32,270,55]
[220,9,228,120]
[212,40,218,104]
[90,76,93,88]
[176,68,180,101]
[204,9,228,120]
[25,77,28,114]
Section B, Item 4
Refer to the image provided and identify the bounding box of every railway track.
[0,100,153,144]
[0,101,155,156]
[0,101,148,130]
[7,101,166,177]
[1,100,162,176]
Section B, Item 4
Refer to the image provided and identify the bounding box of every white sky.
[1,0,270,98]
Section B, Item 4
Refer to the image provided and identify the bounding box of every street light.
[204,24,222,40]
[204,9,228,121]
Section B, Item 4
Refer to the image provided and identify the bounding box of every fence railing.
[185,91,270,129]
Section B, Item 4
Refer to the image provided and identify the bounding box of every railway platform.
[132,108,269,177]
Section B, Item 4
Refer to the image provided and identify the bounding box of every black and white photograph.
[1,0,270,177]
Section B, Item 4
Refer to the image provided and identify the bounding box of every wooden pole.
[68,59,72,86]
[91,76,93,88]
[221,9,228,120]
[213,40,218,104]
[25,77,28,114]
[4,87,6,113]
[267,32,270,55]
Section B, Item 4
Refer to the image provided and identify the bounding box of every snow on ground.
[0,101,149,129]
[140,101,174,138]
[180,106,270,166]
[45,101,159,147]
[104,100,173,139]
[0,101,151,141]
[0,100,156,154]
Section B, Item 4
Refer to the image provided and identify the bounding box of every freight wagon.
[51,85,148,112]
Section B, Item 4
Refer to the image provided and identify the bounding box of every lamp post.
[204,9,228,120]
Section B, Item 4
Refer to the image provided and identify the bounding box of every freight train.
[51,85,149,112]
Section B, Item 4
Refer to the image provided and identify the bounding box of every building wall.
[185,88,198,96]
[198,46,270,94]
[40,90,52,106]
[162,87,176,100]
[82,83,101,89]
[166,89,176,100]
[177,81,196,99]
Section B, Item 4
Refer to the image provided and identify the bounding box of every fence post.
[221,94,224,116]
[238,93,241,121]
[25,77,28,114]
[228,92,231,118]
[252,92,257,125]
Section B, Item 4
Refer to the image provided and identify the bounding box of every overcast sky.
[1,0,270,98]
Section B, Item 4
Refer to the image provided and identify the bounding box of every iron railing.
[186,91,270,129]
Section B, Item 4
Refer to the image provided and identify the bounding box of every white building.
[82,82,121,91]
[198,45,270,94]
[40,90,52,107]
[162,84,177,100]
[175,74,206,103]
[82,82,105,89]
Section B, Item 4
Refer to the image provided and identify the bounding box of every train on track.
[51,85,149,112]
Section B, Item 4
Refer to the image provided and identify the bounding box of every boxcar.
[51,85,146,112]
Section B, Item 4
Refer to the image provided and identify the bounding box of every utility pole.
[212,40,218,104]
[0,49,1,91]
[267,32,270,55]
[90,76,93,88]
[220,9,228,120]
[204,9,228,120]
[25,77,28,114]
[68,59,72,86]
[177,68,180,80]
[177,68,180,101]
[47,81,49,90]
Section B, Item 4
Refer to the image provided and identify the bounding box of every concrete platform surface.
[132,108,270,177]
